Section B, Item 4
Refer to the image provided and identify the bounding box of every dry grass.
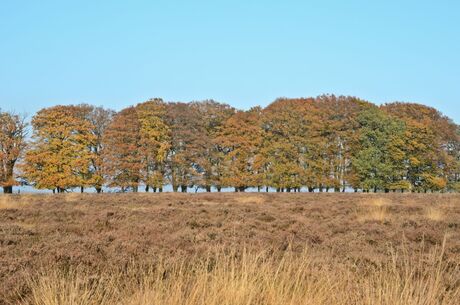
[0,195,15,209]
[21,243,460,305]
[62,192,82,203]
[1,193,460,304]
[360,197,392,207]
[426,206,444,221]
[234,195,266,205]
[0,194,32,209]
[356,197,391,222]
[366,205,389,222]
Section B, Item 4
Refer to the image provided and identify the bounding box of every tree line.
[0,95,459,194]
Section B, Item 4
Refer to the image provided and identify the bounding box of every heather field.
[1,193,459,304]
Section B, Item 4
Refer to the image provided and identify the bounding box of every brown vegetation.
[0,193,459,304]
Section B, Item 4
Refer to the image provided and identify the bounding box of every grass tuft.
[0,195,31,209]
[20,244,459,305]
[426,206,444,221]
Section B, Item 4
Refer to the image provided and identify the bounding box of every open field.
[1,193,460,304]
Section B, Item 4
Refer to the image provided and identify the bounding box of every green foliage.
[352,108,407,192]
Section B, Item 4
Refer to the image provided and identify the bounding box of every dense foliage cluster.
[1,95,459,193]
[0,111,27,193]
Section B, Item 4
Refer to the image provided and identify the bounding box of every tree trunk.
[217,186,222,192]
[3,165,14,194]
[145,185,150,192]
[172,184,178,192]
[96,187,102,194]
[206,185,211,192]
[80,186,84,193]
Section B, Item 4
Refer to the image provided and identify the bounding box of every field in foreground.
[0,193,459,304]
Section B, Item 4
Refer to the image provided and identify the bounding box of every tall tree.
[314,95,373,192]
[84,105,115,193]
[0,111,28,193]
[382,103,459,192]
[351,107,407,192]
[23,105,95,193]
[261,98,314,192]
[165,102,201,192]
[102,106,142,192]
[190,100,235,192]
[452,126,460,191]
[215,107,262,192]
[136,99,171,192]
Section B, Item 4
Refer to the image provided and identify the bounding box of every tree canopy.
[3,95,458,193]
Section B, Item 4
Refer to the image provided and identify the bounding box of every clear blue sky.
[1,0,459,123]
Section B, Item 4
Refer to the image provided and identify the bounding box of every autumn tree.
[382,103,459,192]
[314,95,373,192]
[0,111,28,193]
[136,99,171,192]
[23,105,95,193]
[190,100,235,192]
[84,105,115,193]
[102,99,170,192]
[452,126,460,191]
[261,98,315,192]
[165,102,202,192]
[102,106,142,192]
[215,107,262,192]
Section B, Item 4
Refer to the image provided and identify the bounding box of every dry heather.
[0,193,459,304]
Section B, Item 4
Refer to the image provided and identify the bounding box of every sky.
[0,0,459,123]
